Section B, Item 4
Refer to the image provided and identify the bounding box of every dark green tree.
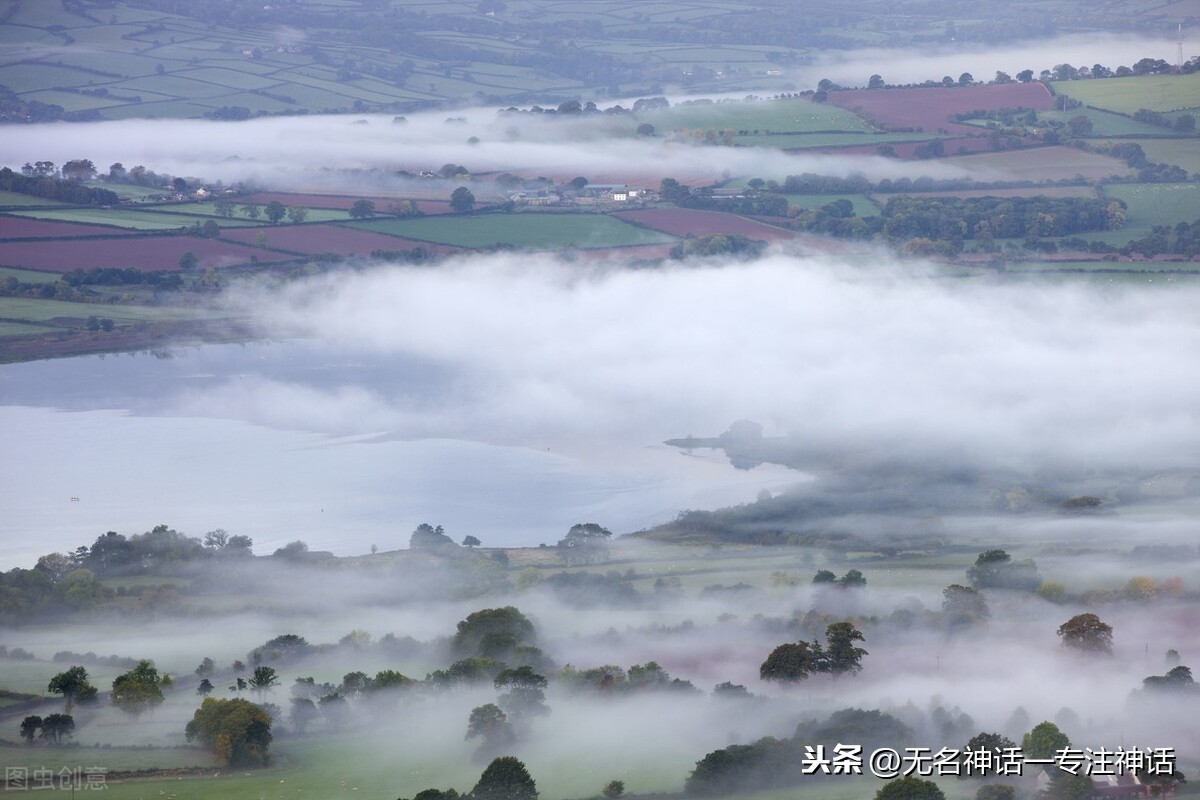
[450,186,475,214]
[874,776,946,800]
[48,666,98,712]
[39,713,75,744]
[824,621,867,675]
[265,200,287,224]
[463,535,482,548]
[19,715,42,744]
[178,251,199,270]
[472,756,538,800]
[349,199,376,219]
[1021,721,1069,760]
[960,732,1016,777]
[411,523,456,552]
[198,678,214,696]
[249,666,278,697]
[759,640,824,683]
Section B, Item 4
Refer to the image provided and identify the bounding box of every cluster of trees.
[556,660,699,695]
[0,165,118,204]
[966,550,1042,592]
[878,196,1123,243]
[18,714,76,745]
[687,708,912,796]
[811,568,866,587]
[0,526,252,621]
[659,178,789,217]
[1102,142,1192,183]
[555,523,613,565]
[669,233,768,260]
[759,621,868,682]
[401,756,538,800]
[1120,218,1200,258]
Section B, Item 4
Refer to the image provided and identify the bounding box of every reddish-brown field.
[242,193,454,215]
[944,146,1132,181]
[0,217,140,239]
[827,83,1055,135]
[816,136,1002,159]
[0,236,289,272]
[612,209,797,241]
[222,224,462,255]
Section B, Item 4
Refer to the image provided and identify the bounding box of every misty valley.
[3,1,1200,799]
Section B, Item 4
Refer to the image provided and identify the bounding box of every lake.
[0,342,798,568]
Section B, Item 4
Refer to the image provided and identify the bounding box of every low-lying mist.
[221,250,1200,475]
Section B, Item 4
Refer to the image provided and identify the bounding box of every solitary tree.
[463,535,482,549]
[1057,613,1113,656]
[186,697,272,767]
[19,715,42,745]
[249,666,279,697]
[48,666,98,712]
[602,781,625,799]
[450,186,475,214]
[960,732,1016,777]
[466,703,516,758]
[824,621,868,675]
[111,660,165,717]
[265,200,287,224]
[349,199,376,219]
[1022,721,1070,760]
[943,584,990,627]
[286,206,308,224]
[178,251,199,270]
[197,678,215,696]
[472,756,538,800]
[874,776,946,800]
[760,640,825,683]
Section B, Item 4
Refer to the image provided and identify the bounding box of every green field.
[1036,107,1170,137]
[0,191,67,208]
[781,194,880,217]
[642,98,872,135]
[1092,137,1200,174]
[0,297,218,326]
[0,266,58,284]
[349,213,676,249]
[5,208,259,231]
[1051,73,1200,114]
[1102,182,1200,237]
[146,202,351,224]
